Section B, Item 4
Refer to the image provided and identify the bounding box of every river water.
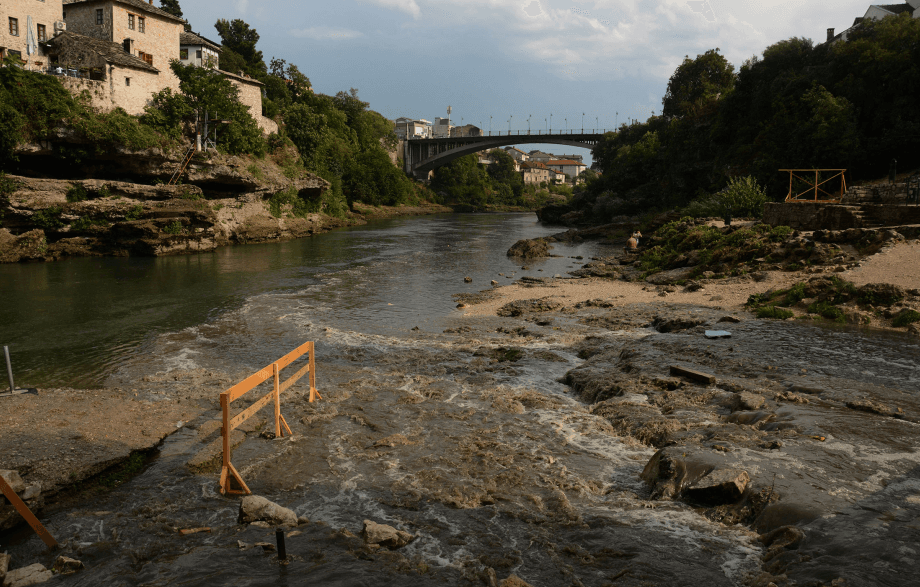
[2,213,918,586]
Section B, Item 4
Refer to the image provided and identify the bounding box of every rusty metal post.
[276,528,287,560]
[4,346,14,392]
[220,392,230,494]
[309,342,317,402]
[0,475,57,548]
[273,363,281,437]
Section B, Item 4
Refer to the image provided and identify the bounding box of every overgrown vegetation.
[162,220,184,235]
[746,276,915,327]
[637,218,794,278]
[578,15,920,222]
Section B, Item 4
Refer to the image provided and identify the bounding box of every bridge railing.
[402,129,614,140]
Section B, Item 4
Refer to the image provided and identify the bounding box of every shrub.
[162,220,184,234]
[683,175,769,219]
[892,309,920,328]
[807,300,845,322]
[32,206,64,229]
[66,184,88,202]
[125,205,144,220]
[757,306,794,319]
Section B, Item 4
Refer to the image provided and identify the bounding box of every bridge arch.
[402,132,607,178]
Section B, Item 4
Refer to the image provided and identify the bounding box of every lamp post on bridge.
[527,114,531,134]
[582,112,584,133]
[490,116,492,136]
[565,118,567,133]
[508,115,512,134]
[596,116,599,133]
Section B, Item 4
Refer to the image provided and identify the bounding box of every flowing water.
[1,213,918,586]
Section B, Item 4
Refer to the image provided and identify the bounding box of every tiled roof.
[180,31,221,51]
[521,161,548,169]
[877,3,915,14]
[63,0,187,24]
[218,68,263,86]
[547,159,585,166]
[46,31,159,72]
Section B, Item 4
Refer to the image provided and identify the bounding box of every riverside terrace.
[402,130,609,178]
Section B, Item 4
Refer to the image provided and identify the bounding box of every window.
[9,17,19,37]
[128,14,134,30]
[36,24,46,42]
[138,51,153,66]
[180,48,188,60]
[125,77,130,86]
[96,9,103,25]
[196,49,202,59]
[138,17,145,33]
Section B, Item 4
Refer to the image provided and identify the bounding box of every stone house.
[827,1,920,42]
[1,0,64,69]
[179,30,218,68]
[546,158,587,179]
[503,147,528,162]
[449,124,481,137]
[520,161,551,185]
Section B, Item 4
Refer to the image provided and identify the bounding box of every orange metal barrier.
[219,341,320,495]
[780,169,847,202]
[0,476,57,548]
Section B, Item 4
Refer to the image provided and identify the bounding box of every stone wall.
[842,183,910,205]
[60,64,161,115]
[0,0,64,67]
[764,201,920,231]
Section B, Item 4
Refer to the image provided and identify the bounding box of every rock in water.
[507,238,551,258]
[238,496,298,527]
[685,468,750,505]
[464,276,472,283]
[732,392,766,412]
[51,557,84,576]
[0,552,9,579]
[361,519,416,549]
[2,563,53,587]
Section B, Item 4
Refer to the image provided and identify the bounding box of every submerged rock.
[684,468,750,505]
[361,519,415,549]
[2,563,53,587]
[238,496,298,527]
[497,298,563,317]
[51,556,84,576]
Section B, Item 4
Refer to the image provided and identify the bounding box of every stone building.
[503,147,528,162]
[520,161,551,185]
[179,30,219,68]
[546,158,587,179]
[394,117,431,139]
[1,0,64,69]
[449,124,481,137]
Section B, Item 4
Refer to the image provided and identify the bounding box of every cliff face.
[0,149,336,262]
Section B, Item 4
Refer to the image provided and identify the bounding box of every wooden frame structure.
[0,476,57,548]
[780,169,847,203]
[219,341,319,495]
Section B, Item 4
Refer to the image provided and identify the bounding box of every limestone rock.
[497,298,563,317]
[464,276,472,283]
[506,238,551,258]
[0,471,26,494]
[717,315,742,323]
[361,519,416,549]
[51,556,84,576]
[684,468,750,504]
[2,563,53,587]
[238,495,298,527]
[732,392,766,412]
[645,266,696,285]
[651,314,706,333]
[500,575,535,587]
[0,553,9,579]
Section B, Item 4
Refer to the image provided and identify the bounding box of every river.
[1,213,918,586]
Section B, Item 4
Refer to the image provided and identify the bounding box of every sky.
[178,0,874,165]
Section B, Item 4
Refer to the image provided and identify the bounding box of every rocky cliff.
[0,148,337,263]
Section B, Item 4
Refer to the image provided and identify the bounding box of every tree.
[662,49,735,118]
[159,0,183,18]
[214,19,265,73]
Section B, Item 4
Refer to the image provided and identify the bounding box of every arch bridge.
[402,131,609,178]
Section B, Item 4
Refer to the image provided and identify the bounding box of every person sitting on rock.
[625,231,642,253]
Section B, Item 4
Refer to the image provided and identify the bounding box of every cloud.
[359,0,422,18]
[289,26,364,40]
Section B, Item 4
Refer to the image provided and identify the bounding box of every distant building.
[432,117,452,138]
[450,124,481,137]
[528,150,553,163]
[520,161,551,185]
[394,117,431,139]
[503,147,528,162]
[546,159,587,179]
[555,154,583,163]
[827,1,920,42]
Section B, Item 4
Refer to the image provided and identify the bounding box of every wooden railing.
[781,169,847,202]
[219,341,319,495]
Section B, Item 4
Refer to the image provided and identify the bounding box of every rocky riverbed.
[1,217,918,586]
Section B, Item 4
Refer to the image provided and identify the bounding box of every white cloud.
[289,26,364,40]
[233,0,249,13]
[359,0,422,18]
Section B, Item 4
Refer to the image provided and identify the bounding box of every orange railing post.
[219,341,318,495]
[0,475,57,548]
[780,169,847,203]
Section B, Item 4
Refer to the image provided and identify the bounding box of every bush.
[32,206,64,229]
[892,309,920,328]
[66,184,88,203]
[162,220,184,234]
[125,205,144,220]
[807,300,845,322]
[683,176,769,219]
[757,306,794,319]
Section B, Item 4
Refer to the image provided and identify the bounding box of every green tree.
[214,19,266,73]
[662,49,735,118]
[159,0,183,18]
